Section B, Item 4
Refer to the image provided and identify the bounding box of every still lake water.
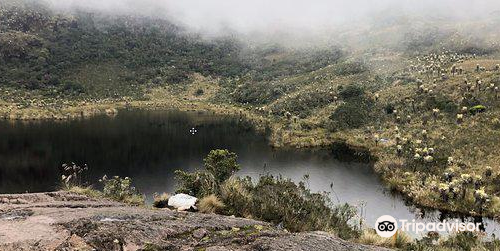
[0,109,499,237]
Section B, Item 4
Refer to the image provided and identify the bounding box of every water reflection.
[0,109,498,237]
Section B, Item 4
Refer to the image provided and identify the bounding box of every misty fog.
[43,0,500,33]
[27,0,498,49]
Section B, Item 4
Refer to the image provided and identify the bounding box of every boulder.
[192,228,208,239]
[168,193,198,211]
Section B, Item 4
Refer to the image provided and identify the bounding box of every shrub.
[232,81,297,104]
[220,177,253,217]
[329,97,373,130]
[269,88,336,118]
[62,81,85,95]
[358,229,387,247]
[152,192,170,208]
[492,118,500,130]
[393,230,412,249]
[60,164,143,205]
[358,229,411,248]
[175,149,239,197]
[194,88,204,96]
[406,231,500,250]
[438,231,481,251]
[60,163,89,189]
[204,149,240,183]
[100,175,144,205]
[174,170,217,197]
[198,194,225,214]
[175,150,361,240]
[384,103,395,114]
[338,84,364,100]
[246,175,360,239]
[332,61,368,76]
[425,94,457,114]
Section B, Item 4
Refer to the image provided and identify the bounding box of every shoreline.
[2,97,499,222]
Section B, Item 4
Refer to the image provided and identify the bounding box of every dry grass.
[358,229,389,246]
[198,194,225,214]
[220,177,253,218]
[457,59,500,72]
[66,185,102,199]
[358,229,412,249]
[152,192,171,208]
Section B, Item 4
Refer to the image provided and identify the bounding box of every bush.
[330,97,373,130]
[406,231,500,250]
[60,163,89,189]
[436,232,481,251]
[232,81,297,104]
[246,175,360,239]
[204,149,240,183]
[60,163,144,205]
[175,149,240,197]
[425,94,457,114]
[152,192,170,208]
[62,81,85,95]
[338,84,364,100]
[269,88,336,118]
[100,175,144,205]
[220,177,253,217]
[358,229,412,249]
[332,61,368,76]
[492,118,500,130]
[194,88,204,96]
[384,103,395,114]
[198,194,225,214]
[329,84,374,130]
[174,170,217,197]
[175,150,361,239]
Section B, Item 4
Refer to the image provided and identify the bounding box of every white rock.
[168,193,198,211]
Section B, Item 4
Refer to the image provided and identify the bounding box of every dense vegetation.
[0,2,249,98]
[0,1,346,102]
[5,1,500,250]
[174,149,360,239]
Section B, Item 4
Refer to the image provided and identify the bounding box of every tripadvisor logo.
[375,215,482,237]
[375,215,398,237]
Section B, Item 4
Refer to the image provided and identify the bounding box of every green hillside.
[3,0,500,243]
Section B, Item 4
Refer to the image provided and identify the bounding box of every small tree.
[204,149,240,183]
[176,149,240,197]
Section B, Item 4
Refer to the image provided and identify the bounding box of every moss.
[470,105,486,115]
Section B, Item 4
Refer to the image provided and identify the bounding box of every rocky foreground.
[0,192,389,251]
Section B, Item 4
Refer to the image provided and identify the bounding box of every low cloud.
[42,0,500,46]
